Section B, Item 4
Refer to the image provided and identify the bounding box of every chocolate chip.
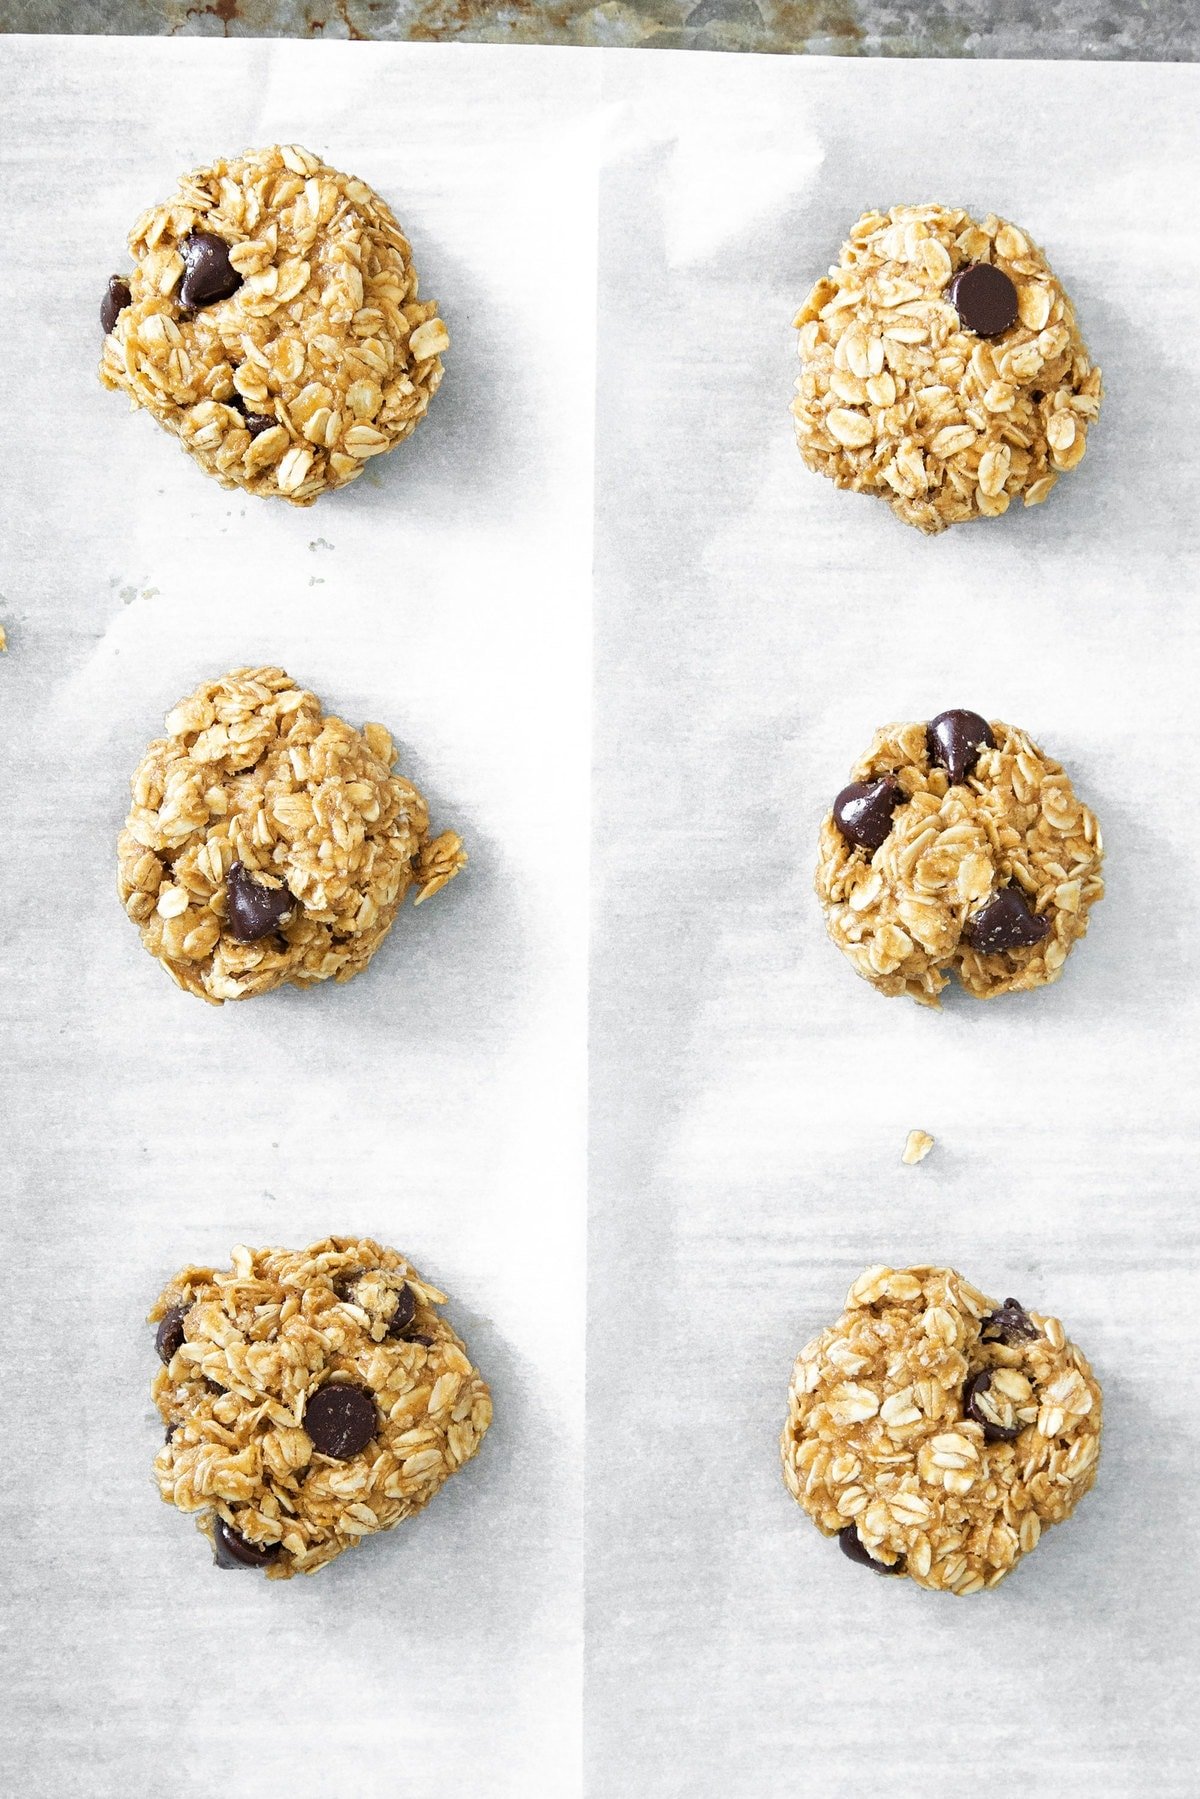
[155,1306,188,1364]
[832,775,903,854]
[408,1334,434,1348]
[304,1384,377,1460]
[948,262,1019,338]
[386,1283,417,1339]
[178,231,243,309]
[164,1422,178,1444]
[926,709,995,786]
[225,861,295,943]
[837,1525,905,1575]
[981,1298,1040,1344]
[101,275,131,334]
[963,888,1050,956]
[963,1370,1019,1443]
[227,393,276,437]
[213,1517,281,1569]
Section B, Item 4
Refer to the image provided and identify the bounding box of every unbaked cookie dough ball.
[815,711,1103,1005]
[792,205,1102,532]
[118,666,465,1003]
[99,144,448,503]
[150,1239,492,1578]
[781,1266,1101,1594]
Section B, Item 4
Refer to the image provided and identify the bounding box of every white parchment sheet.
[1,37,1198,1799]
[587,53,1200,1799]
[0,39,597,1799]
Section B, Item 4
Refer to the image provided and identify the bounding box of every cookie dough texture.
[151,1239,492,1578]
[792,205,1102,532]
[99,144,448,503]
[816,719,1103,1005]
[118,666,465,1003]
[781,1266,1102,1594]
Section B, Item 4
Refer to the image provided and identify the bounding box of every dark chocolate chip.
[981,1298,1040,1344]
[408,1334,434,1348]
[948,262,1019,338]
[227,393,276,437]
[386,1283,417,1339]
[213,1516,281,1569]
[963,1370,1020,1443]
[832,775,903,854]
[178,231,243,309]
[164,1422,179,1444]
[155,1306,188,1364]
[926,709,995,786]
[225,861,295,943]
[963,888,1050,956]
[204,1378,226,1396]
[304,1384,378,1460]
[101,275,132,335]
[837,1525,905,1575]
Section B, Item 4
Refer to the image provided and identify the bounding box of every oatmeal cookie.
[151,1239,492,1578]
[781,1266,1101,1594]
[118,666,465,1003]
[99,144,448,503]
[792,205,1101,532]
[815,710,1103,1004]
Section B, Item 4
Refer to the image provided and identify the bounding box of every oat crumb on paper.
[781,1265,1102,1593]
[150,1237,492,1578]
[98,143,447,504]
[117,665,465,1003]
[792,204,1102,533]
[902,1129,935,1165]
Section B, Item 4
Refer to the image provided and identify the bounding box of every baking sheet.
[0,39,596,1799]
[1,36,1198,1799]
[588,52,1200,1799]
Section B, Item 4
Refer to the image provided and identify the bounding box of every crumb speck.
[901,1129,935,1166]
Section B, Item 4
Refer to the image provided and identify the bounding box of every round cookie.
[118,666,466,1003]
[792,205,1102,533]
[781,1266,1101,1594]
[99,144,448,504]
[815,712,1103,1005]
[150,1238,492,1578]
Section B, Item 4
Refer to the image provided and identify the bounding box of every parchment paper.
[588,52,1200,1799]
[0,39,597,1799]
[1,36,1198,1799]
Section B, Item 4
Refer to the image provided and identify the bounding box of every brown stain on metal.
[764,0,865,49]
[333,0,370,36]
[170,0,241,31]
[403,0,866,46]
[406,0,606,42]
